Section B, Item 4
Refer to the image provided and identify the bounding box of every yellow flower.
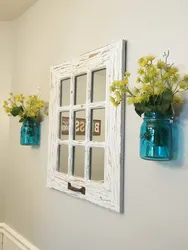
[3,91,47,121]
[136,77,141,83]
[138,57,148,67]
[134,87,140,94]
[157,60,165,70]
[168,66,178,75]
[137,68,145,75]
[179,81,187,89]
[5,108,11,113]
[184,75,188,81]
[162,72,170,80]
[110,52,188,110]
[147,55,156,61]
[125,72,131,77]
[110,85,115,92]
[154,89,161,95]
[134,95,143,103]
[142,83,153,94]
[115,91,122,103]
[172,96,183,104]
[110,96,119,107]
[121,79,128,86]
[127,97,135,104]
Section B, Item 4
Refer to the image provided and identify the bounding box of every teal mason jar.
[20,120,40,146]
[140,112,173,161]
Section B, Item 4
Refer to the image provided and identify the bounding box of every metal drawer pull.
[68,182,86,195]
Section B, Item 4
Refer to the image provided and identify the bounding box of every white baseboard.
[0,223,39,250]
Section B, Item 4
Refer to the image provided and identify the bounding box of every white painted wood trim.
[48,40,126,213]
[58,140,105,148]
[0,223,39,250]
[0,232,2,250]
[59,101,106,112]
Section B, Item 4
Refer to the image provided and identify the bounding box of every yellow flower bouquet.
[110,51,188,116]
[3,92,47,122]
[110,51,188,161]
[3,91,47,146]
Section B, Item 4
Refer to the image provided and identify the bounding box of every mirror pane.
[61,79,70,106]
[75,74,87,105]
[92,69,106,102]
[91,109,105,142]
[74,110,86,141]
[58,145,69,174]
[90,147,104,182]
[73,146,85,178]
[59,112,69,140]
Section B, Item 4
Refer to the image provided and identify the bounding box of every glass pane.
[90,148,104,182]
[60,112,69,140]
[75,74,87,105]
[74,110,86,141]
[92,69,106,102]
[73,146,85,178]
[58,145,69,174]
[91,109,105,142]
[61,79,70,106]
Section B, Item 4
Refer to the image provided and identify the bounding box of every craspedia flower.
[125,72,131,77]
[157,60,165,69]
[184,75,188,82]
[137,68,145,75]
[172,96,183,104]
[127,97,135,105]
[179,81,187,89]
[138,57,148,67]
[146,55,156,61]
[110,96,119,107]
[136,77,141,83]
[134,95,143,103]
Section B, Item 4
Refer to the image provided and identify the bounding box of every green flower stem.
[127,89,136,97]
[172,80,185,95]
[173,87,188,96]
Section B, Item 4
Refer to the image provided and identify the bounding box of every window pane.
[58,145,68,174]
[74,110,86,141]
[60,79,70,106]
[90,148,104,182]
[91,109,105,142]
[59,112,69,140]
[75,74,87,105]
[92,69,106,102]
[73,146,85,178]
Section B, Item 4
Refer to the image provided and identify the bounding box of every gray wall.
[4,0,188,250]
[0,22,12,222]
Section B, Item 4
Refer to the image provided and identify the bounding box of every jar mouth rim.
[23,120,40,124]
[144,112,174,120]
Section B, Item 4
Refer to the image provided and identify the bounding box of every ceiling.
[0,0,38,21]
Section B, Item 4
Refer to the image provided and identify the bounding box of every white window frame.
[47,40,126,213]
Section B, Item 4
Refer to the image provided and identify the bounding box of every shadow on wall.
[159,103,188,168]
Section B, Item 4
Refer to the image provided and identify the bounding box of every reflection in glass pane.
[74,110,86,141]
[90,148,104,181]
[75,74,87,105]
[73,146,85,178]
[91,109,105,142]
[58,145,68,174]
[60,79,70,106]
[92,69,106,102]
[59,112,69,140]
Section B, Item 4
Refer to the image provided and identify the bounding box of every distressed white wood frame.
[47,40,126,213]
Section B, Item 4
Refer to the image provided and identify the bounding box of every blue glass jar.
[140,112,173,161]
[20,120,40,146]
